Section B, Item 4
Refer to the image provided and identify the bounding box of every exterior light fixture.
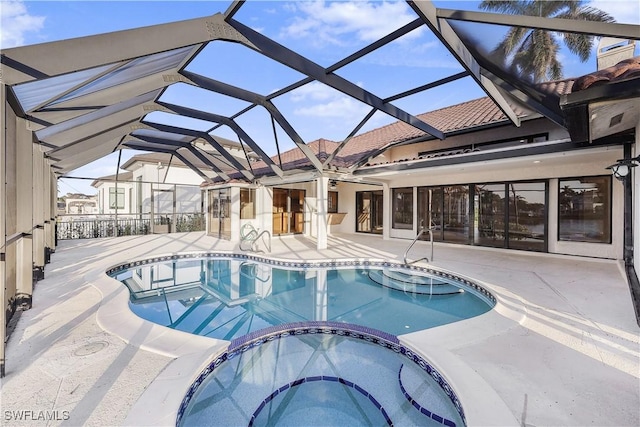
[607,156,640,181]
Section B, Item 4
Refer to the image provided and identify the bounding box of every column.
[46,169,56,254]
[382,182,390,240]
[32,145,45,281]
[1,84,7,377]
[316,176,329,250]
[15,116,34,309]
[313,269,328,321]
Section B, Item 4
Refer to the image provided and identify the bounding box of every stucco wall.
[387,147,623,259]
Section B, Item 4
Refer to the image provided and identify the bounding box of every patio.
[1,232,638,426]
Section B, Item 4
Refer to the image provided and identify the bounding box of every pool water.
[112,257,493,341]
[178,325,465,427]
[107,255,492,427]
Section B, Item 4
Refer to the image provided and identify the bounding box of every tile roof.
[334,58,640,169]
[534,78,575,96]
[216,95,538,180]
[572,56,640,91]
[331,96,531,168]
[237,138,340,178]
[211,58,640,182]
[90,171,133,187]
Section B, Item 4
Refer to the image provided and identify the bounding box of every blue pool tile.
[354,384,367,395]
[420,407,432,417]
[368,394,382,409]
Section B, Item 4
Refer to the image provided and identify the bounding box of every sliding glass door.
[356,191,383,234]
[473,181,547,251]
[418,186,470,244]
[417,181,547,251]
[208,189,231,240]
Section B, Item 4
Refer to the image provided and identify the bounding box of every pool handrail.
[240,223,271,253]
[403,223,433,265]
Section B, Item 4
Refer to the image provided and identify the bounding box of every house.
[91,145,252,232]
[91,171,134,215]
[1,1,638,383]
[58,193,98,215]
[202,55,640,265]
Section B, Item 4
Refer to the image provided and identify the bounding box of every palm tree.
[479,1,615,82]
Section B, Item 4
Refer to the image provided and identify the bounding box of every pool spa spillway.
[107,254,495,426]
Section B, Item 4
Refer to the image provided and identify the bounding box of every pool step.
[398,364,458,426]
[368,269,463,295]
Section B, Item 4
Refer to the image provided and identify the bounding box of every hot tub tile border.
[176,321,466,426]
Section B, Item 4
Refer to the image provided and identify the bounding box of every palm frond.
[556,6,615,22]
[562,33,594,62]
[479,1,528,14]
[499,26,530,57]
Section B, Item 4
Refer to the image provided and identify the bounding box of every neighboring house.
[91,171,134,215]
[92,154,208,216]
[202,55,640,264]
[91,149,251,231]
[59,193,98,215]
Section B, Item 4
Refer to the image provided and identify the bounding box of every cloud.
[588,0,640,24]
[0,0,45,48]
[280,0,422,47]
[363,39,460,69]
[290,81,369,119]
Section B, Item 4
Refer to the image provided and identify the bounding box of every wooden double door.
[272,188,305,235]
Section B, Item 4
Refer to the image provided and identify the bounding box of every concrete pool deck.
[1,231,638,426]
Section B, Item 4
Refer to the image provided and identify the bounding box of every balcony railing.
[56,213,205,240]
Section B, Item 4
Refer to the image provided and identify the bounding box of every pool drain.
[73,341,109,356]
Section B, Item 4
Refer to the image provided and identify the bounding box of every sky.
[1,0,639,196]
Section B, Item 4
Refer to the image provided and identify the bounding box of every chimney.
[597,37,636,70]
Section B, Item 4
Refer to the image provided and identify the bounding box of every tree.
[479,1,615,82]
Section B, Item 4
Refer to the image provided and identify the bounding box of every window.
[418,133,548,158]
[559,176,611,243]
[392,188,413,229]
[240,188,256,219]
[109,187,125,209]
[328,191,338,213]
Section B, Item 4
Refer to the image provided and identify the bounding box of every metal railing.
[56,213,205,240]
[403,225,434,265]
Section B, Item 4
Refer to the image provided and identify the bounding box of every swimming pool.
[107,253,495,426]
[109,254,494,340]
